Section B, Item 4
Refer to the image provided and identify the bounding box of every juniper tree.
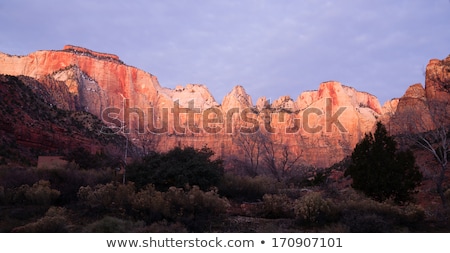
[345,122,422,203]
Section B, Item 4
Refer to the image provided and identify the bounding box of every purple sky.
[1,0,450,105]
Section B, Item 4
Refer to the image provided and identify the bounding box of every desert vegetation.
[0,129,448,233]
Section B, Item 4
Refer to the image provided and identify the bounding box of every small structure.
[37,156,68,169]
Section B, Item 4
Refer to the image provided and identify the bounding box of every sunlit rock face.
[383,56,450,135]
[0,75,126,161]
[3,46,446,168]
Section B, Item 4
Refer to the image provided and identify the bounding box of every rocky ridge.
[0,46,449,168]
[0,75,129,165]
[382,56,450,135]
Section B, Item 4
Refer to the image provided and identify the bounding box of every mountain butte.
[0,45,449,168]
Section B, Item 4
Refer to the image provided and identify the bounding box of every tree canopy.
[126,146,224,191]
[345,122,422,203]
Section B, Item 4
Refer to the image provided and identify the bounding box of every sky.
[1,0,450,105]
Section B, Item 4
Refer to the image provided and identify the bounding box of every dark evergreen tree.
[63,147,117,170]
[345,122,422,203]
[127,146,224,191]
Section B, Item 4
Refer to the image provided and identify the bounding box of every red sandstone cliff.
[1,45,448,168]
[0,45,161,118]
[383,55,450,135]
[0,75,128,165]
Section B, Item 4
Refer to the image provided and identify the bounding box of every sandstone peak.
[296,90,318,110]
[381,98,399,116]
[2,45,445,169]
[425,54,450,103]
[383,55,450,135]
[271,95,297,112]
[221,85,253,110]
[256,96,270,111]
[0,45,162,118]
[296,81,382,114]
[318,80,344,95]
[428,58,441,65]
[63,45,122,64]
[229,85,248,96]
[164,83,219,109]
[316,81,353,108]
[341,85,382,114]
[403,83,426,100]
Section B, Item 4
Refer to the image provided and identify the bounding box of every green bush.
[0,166,113,204]
[161,186,230,220]
[78,182,230,231]
[131,184,166,222]
[11,207,68,232]
[127,146,224,191]
[165,186,230,232]
[262,194,294,219]
[40,167,113,204]
[336,190,425,232]
[218,174,280,202]
[185,186,230,218]
[9,180,60,206]
[77,182,135,212]
[83,216,145,233]
[398,204,425,225]
[294,192,336,225]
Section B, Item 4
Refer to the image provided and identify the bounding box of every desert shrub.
[294,192,336,225]
[162,186,219,218]
[12,207,68,232]
[218,174,280,202]
[131,184,166,222]
[340,193,399,217]
[77,182,135,212]
[143,186,228,231]
[262,194,295,219]
[83,216,145,233]
[159,186,189,220]
[9,180,60,206]
[341,212,391,232]
[37,167,113,203]
[0,166,113,204]
[277,188,306,199]
[137,220,188,233]
[185,186,230,218]
[176,186,230,232]
[337,191,425,232]
[398,204,425,226]
[77,181,230,231]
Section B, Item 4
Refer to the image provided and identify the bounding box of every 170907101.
[272,237,343,248]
